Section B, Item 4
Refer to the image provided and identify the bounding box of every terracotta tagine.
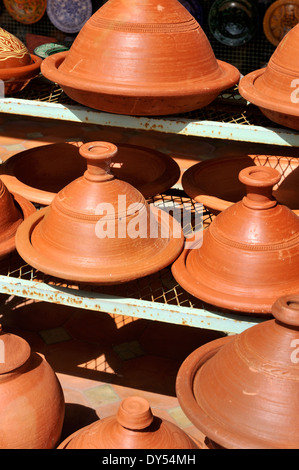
[0,325,65,449]
[239,23,299,130]
[176,294,299,449]
[172,165,299,315]
[0,27,42,96]
[40,0,240,116]
[0,179,35,260]
[0,141,180,205]
[182,153,299,215]
[58,396,200,449]
[15,141,184,284]
[263,0,299,46]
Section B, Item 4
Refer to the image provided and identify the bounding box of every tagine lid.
[15,141,184,284]
[239,23,299,116]
[172,166,299,314]
[0,325,31,375]
[176,294,299,448]
[58,396,199,449]
[41,0,240,99]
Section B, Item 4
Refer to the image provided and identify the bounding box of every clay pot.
[182,154,299,215]
[0,27,42,95]
[0,179,35,260]
[0,325,65,448]
[0,141,180,205]
[15,141,184,284]
[176,294,299,448]
[40,0,240,116]
[172,165,299,315]
[58,396,199,449]
[239,23,299,130]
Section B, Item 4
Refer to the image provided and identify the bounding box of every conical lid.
[0,179,35,260]
[176,294,299,449]
[172,165,299,314]
[0,325,31,375]
[239,23,299,129]
[40,0,240,115]
[58,396,199,449]
[15,141,184,284]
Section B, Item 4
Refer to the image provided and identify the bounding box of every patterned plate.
[47,0,93,34]
[4,0,47,24]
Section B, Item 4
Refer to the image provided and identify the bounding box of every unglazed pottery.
[176,294,299,448]
[4,0,47,24]
[263,0,299,46]
[208,0,259,46]
[0,28,42,95]
[0,141,180,205]
[0,325,64,449]
[182,154,299,215]
[239,23,299,130]
[46,0,93,33]
[15,141,184,284]
[0,179,35,260]
[40,0,240,116]
[172,165,299,315]
[58,396,199,449]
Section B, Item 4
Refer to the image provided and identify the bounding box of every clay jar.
[0,325,64,448]
[176,294,299,448]
[0,179,35,260]
[40,0,240,115]
[58,396,199,449]
[0,27,42,95]
[239,23,299,130]
[15,141,184,284]
[172,165,299,315]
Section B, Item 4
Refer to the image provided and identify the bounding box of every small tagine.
[239,23,299,130]
[40,0,240,115]
[58,396,200,449]
[0,27,42,95]
[0,325,65,449]
[15,141,184,284]
[182,154,299,215]
[0,179,35,260]
[0,141,180,205]
[176,294,299,449]
[172,165,299,315]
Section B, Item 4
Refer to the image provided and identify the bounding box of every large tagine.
[0,325,65,449]
[0,141,180,205]
[15,141,184,284]
[176,294,299,449]
[40,0,240,116]
[172,165,299,315]
[239,23,299,130]
[0,27,42,96]
[0,179,35,260]
[58,396,199,449]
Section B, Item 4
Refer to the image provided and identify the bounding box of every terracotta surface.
[239,23,299,130]
[0,141,180,205]
[263,0,299,46]
[182,153,299,215]
[15,141,184,284]
[40,0,240,115]
[0,324,64,449]
[0,27,42,95]
[0,179,35,260]
[58,396,200,449]
[176,294,299,449]
[172,165,299,315]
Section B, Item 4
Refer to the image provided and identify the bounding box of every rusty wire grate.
[0,191,214,311]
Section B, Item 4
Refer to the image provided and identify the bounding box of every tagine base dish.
[16,207,184,285]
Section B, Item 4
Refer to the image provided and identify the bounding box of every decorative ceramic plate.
[3,0,47,24]
[46,0,93,33]
[208,0,259,46]
[34,42,70,59]
[263,0,299,46]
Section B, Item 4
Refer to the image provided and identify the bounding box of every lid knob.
[79,141,118,182]
[239,166,281,210]
[117,396,154,430]
[272,294,299,327]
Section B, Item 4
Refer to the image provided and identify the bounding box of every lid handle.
[117,396,154,430]
[79,141,118,182]
[239,166,281,210]
[272,295,299,327]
